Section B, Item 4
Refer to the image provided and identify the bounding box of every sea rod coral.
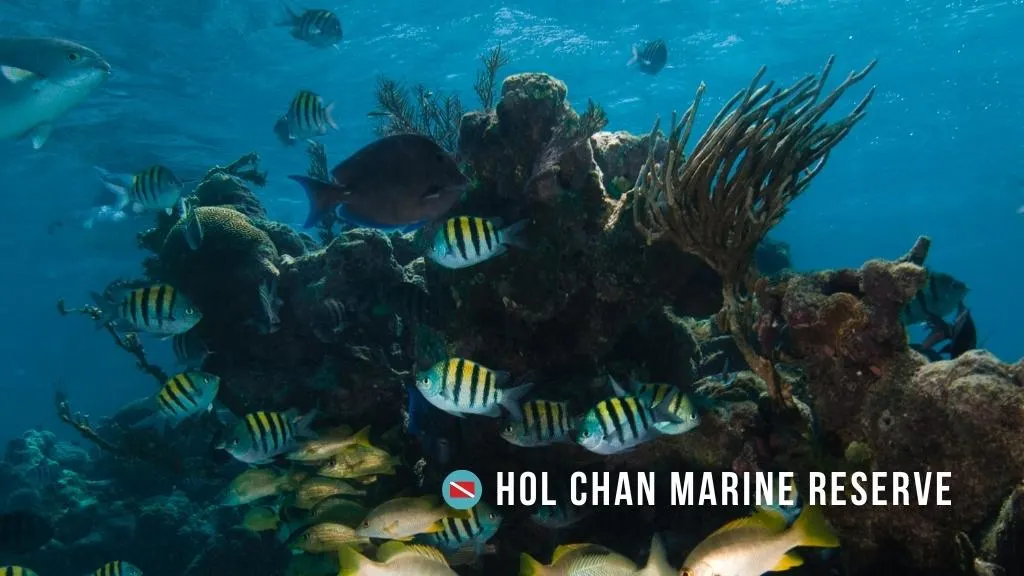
[628,56,877,406]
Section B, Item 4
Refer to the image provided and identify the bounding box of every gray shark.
[0,37,110,149]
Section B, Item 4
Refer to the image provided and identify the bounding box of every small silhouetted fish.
[288,133,469,232]
[273,114,294,146]
[278,6,343,48]
[182,206,203,250]
[248,278,283,334]
[627,39,668,75]
[311,298,345,342]
[902,270,968,325]
[172,330,213,367]
[0,510,53,554]
[921,303,977,360]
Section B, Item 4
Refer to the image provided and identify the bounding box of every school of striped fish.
[0,7,873,576]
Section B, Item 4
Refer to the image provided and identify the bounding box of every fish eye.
[361,521,370,528]
[488,512,497,520]
[185,307,196,315]
[231,439,239,447]
[503,425,514,433]
[580,431,590,438]
[67,52,80,61]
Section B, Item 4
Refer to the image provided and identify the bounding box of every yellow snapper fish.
[679,507,839,576]
[286,425,366,462]
[520,534,672,576]
[286,522,370,554]
[240,506,280,532]
[317,443,400,479]
[220,468,305,506]
[292,476,366,510]
[355,495,467,541]
[339,542,457,576]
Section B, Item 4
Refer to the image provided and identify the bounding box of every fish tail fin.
[276,2,299,26]
[96,166,131,211]
[325,102,339,130]
[500,382,535,420]
[291,408,318,439]
[636,533,672,576]
[287,175,349,228]
[626,44,639,66]
[337,545,374,576]
[790,506,840,548]
[519,553,547,576]
[499,219,529,249]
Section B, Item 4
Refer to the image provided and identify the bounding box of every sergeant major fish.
[278,90,338,144]
[901,270,968,325]
[627,39,668,76]
[500,400,574,447]
[132,371,220,431]
[99,165,185,216]
[420,501,502,555]
[679,507,839,576]
[609,376,700,436]
[86,562,143,576]
[91,284,202,336]
[288,133,469,232]
[416,358,533,420]
[172,330,213,368]
[0,37,110,149]
[277,7,343,48]
[575,395,660,455]
[219,409,318,464]
[428,217,528,269]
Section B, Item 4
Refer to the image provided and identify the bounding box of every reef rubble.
[32,60,1023,576]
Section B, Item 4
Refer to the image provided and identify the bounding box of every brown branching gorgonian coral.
[631,55,877,406]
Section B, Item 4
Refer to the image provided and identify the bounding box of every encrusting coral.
[627,56,877,407]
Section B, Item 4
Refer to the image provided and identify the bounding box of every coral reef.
[35,56,1024,576]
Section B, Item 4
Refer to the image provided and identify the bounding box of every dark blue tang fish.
[289,133,469,233]
[628,39,668,75]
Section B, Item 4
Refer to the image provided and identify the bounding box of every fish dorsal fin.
[349,425,373,446]
[773,551,804,571]
[1,65,37,83]
[550,543,607,563]
[325,425,354,438]
[607,376,628,397]
[711,508,788,537]
[378,541,448,564]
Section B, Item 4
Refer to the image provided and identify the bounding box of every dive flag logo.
[442,469,482,510]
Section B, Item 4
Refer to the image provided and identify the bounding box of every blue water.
[1,0,1021,443]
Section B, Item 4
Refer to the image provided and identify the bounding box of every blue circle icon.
[442,469,482,510]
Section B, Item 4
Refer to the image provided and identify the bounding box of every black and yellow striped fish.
[88,561,143,576]
[154,372,220,425]
[421,501,502,553]
[0,567,39,576]
[285,90,337,140]
[416,358,533,419]
[278,8,343,48]
[500,400,573,447]
[220,409,318,465]
[632,381,700,436]
[429,216,528,269]
[92,284,202,336]
[574,395,659,455]
[127,165,183,214]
